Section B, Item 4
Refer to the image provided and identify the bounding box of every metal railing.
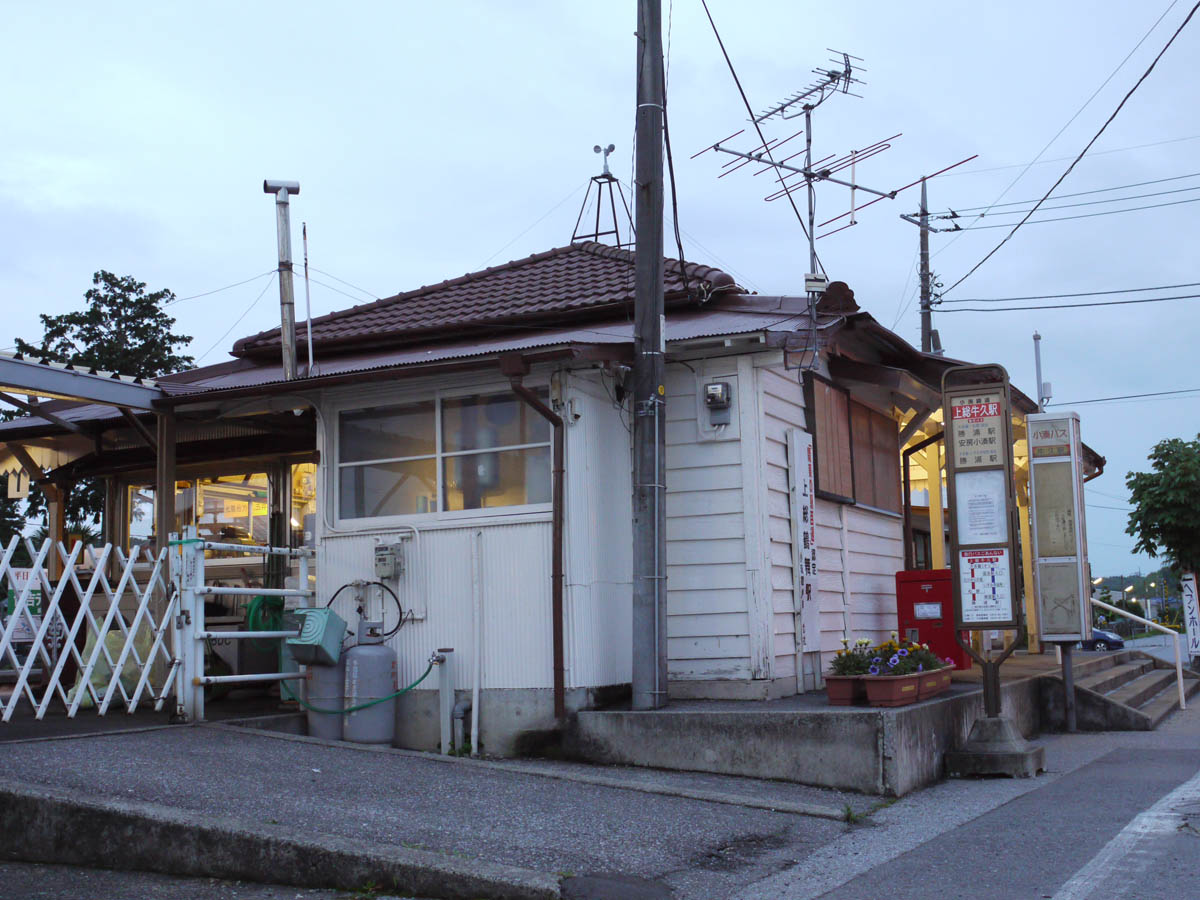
[1090,595,1187,711]
[169,526,314,723]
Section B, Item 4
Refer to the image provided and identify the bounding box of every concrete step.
[1139,674,1200,729]
[1075,660,1155,696]
[1108,669,1177,710]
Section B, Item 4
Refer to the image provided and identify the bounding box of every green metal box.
[286,608,347,666]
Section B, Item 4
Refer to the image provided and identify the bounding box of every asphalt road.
[2,703,1199,899]
[736,702,1200,900]
[0,861,424,900]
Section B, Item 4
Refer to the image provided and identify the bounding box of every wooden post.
[155,410,176,556]
[1017,479,1041,654]
[921,446,946,570]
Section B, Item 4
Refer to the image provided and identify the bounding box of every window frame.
[332,382,554,527]
[802,372,855,504]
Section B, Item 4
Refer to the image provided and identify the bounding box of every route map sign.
[944,366,1021,631]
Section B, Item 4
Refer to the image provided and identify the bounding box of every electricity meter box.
[895,569,971,670]
[286,608,347,666]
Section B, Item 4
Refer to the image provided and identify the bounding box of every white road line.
[1052,766,1200,900]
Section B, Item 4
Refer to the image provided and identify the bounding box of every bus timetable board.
[1027,411,1092,643]
[943,366,1022,631]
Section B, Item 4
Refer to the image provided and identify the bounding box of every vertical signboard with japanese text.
[943,367,1021,630]
[1182,572,1200,663]
[1027,412,1092,643]
[788,429,820,654]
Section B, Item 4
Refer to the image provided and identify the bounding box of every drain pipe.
[510,375,566,721]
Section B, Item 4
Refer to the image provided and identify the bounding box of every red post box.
[894,569,971,670]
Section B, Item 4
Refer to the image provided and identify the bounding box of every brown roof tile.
[232,241,739,359]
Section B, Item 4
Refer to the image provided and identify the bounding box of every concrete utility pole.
[263,179,300,382]
[919,177,932,353]
[631,0,668,711]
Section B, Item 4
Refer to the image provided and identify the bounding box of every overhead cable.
[1048,387,1200,406]
[946,194,1200,230]
[930,171,1200,216]
[938,291,1200,313]
[700,0,821,271]
[942,0,1200,296]
[167,270,277,305]
[944,280,1200,304]
[196,274,278,363]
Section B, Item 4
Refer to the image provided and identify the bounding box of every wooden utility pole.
[631,0,668,711]
[919,177,932,353]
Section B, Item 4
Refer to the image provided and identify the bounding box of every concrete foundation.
[667,676,797,701]
[394,685,627,757]
[570,676,1043,797]
[945,716,1045,779]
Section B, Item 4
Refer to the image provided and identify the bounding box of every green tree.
[1126,435,1200,574]
[13,271,193,526]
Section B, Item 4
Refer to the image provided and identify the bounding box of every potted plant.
[825,638,875,705]
[860,635,956,708]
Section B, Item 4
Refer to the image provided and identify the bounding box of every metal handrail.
[1090,596,1187,711]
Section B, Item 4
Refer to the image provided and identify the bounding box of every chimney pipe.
[263,180,300,381]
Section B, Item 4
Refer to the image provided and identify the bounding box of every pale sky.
[2,1,1197,578]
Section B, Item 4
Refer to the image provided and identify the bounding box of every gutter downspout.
[510,376,566,721]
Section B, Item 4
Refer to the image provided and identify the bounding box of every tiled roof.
[231,241,740,359]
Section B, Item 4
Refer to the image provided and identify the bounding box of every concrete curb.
[0,778,561,900]
[210,718,849,821]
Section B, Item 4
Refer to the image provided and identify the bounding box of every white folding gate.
[0,535,178,721]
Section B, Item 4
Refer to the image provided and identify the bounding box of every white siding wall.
[815,499,904,673]
[563,371,632,689]
[757,363,804,686]
[664,357,762,680]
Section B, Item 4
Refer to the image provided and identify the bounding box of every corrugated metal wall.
[318,520,554,690]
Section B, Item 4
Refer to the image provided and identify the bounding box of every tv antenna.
[571,143,633,248]
[694,49,976,278]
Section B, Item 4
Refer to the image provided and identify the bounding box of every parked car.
[1081,628,1125,651]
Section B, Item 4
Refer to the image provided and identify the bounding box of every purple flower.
[898,648,909,657]
[868,665,880,675]
[889,655,900,667]
[946,656,954,664]
[872,657,882,665]
[917,663,924,672]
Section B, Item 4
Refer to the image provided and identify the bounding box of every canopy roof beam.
[0,353,163,410]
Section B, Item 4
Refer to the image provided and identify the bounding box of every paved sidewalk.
[0,722,861,899]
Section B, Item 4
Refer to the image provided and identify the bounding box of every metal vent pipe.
[263,179,300,381]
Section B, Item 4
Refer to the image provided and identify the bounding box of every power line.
[1049,387,1200,405]
[939,291,1200,313]
[699,0,821,270]
[196,274,278,363]
[1088,485,1131,502]
[939,134,1200,178]
[945,280,1200,304]
[1088,503,1133,512]
[946,194,1200,230]
[943,0,1200,296]
[930,171,1200,216]
[476,180,589,270]
[305,266,378,299]
[928,0,1183,262]
[167,270,277,306]
[934,182,1200,220]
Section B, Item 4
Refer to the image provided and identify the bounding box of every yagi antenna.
[754,50,866,124]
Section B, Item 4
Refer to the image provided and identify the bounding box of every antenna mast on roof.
[693,50,975,363]
[571,143,634,248]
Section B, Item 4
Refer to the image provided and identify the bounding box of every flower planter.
[862,671,922,707]
[824,674,866,706]
[862,663,955,707]
[917,662,955,700]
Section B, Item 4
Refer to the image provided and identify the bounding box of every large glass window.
[337,389,552,520]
